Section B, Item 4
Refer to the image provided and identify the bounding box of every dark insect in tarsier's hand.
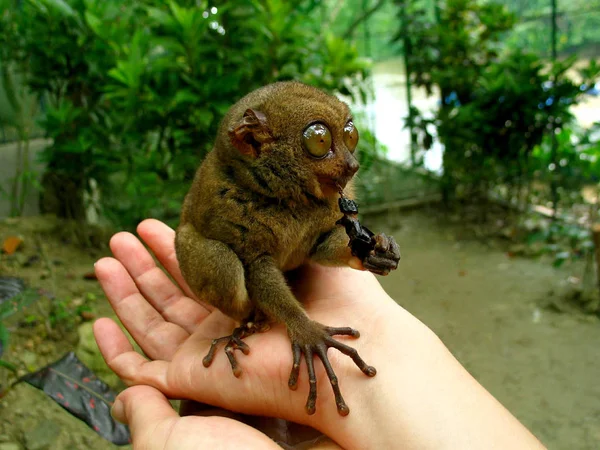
[336,188,401,276]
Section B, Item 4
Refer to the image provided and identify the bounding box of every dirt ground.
[0,210,599,449]
[375,207,600,449]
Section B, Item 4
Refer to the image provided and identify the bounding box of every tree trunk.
[39,170,86,222]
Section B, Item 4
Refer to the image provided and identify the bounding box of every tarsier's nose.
[345,155,359,177]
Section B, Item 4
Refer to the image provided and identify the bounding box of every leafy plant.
[392,0,600,209]
[0,38,41,216]
[0,0,375,229]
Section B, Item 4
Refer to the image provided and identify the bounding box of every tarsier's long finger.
[362,260,392,275]
[288,342,302,390]
[203,336,230,367]
[304,346,318,415]
[232,336,251,355]
[365,254,399,270]
[316,345,350,416]
[324,326,360,338]
[326,337,377,377]
[374,233,390,251]
[388,236,401,259]
[225,345,242,378]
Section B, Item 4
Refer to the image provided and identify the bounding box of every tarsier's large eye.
[343,121,359,153]
[303,123,332,158]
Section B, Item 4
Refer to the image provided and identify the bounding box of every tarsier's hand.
[362,233,401,276]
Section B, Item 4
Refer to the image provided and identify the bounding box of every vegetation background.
[0,0,599,449]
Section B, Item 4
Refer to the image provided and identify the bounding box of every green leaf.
[84,11,102,36]
[0,323,9,357]
[107,67,128,85]
[552,252,571,268]
[146,7,176,28]
[193,109,214,128]
[40,0,77,18]
[168,0,187,26]
[172,90,201,106]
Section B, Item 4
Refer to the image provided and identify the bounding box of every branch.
[342,0,386,40]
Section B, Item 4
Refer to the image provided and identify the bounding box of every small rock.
[25,420,61,450]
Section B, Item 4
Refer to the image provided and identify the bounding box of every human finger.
[95,257,189,360]
[111,385,178,448]
[93,318,171,391]
[136,219,206,305]
[114,386,285,450]
[110,231,209,333]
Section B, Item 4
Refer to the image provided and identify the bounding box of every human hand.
[109,385,292,450]
[94,219,545,450]
[94,218,399,448]
[111,384,343,449]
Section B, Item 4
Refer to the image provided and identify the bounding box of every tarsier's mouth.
[319,175,352,190]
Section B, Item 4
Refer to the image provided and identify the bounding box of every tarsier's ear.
[228,108,273,157]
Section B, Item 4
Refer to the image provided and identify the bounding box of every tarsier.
[175,81,400,416]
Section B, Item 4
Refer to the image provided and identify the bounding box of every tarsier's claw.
[289,323,375,416]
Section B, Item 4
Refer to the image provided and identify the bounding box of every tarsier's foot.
[202,321,269,377]
[362,233,401,276]
[288,323,376,416]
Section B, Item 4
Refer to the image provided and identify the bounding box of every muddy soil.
[0,210,598,449]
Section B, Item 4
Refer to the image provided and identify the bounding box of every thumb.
[112,385,178,447]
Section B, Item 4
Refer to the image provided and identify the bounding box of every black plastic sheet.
[23,352,131,445]
[0,276,25,303]
[0,276,26,357]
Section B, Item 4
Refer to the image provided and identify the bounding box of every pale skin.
[94,218,546,450]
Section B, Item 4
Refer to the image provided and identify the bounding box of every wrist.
[314,303,544,450]
[309,303,440,449]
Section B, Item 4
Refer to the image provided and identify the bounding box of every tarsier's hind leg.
[175,223,252,320]
[176,223,265,376]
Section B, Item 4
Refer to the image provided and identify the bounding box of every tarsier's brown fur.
[175,81,400,416]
